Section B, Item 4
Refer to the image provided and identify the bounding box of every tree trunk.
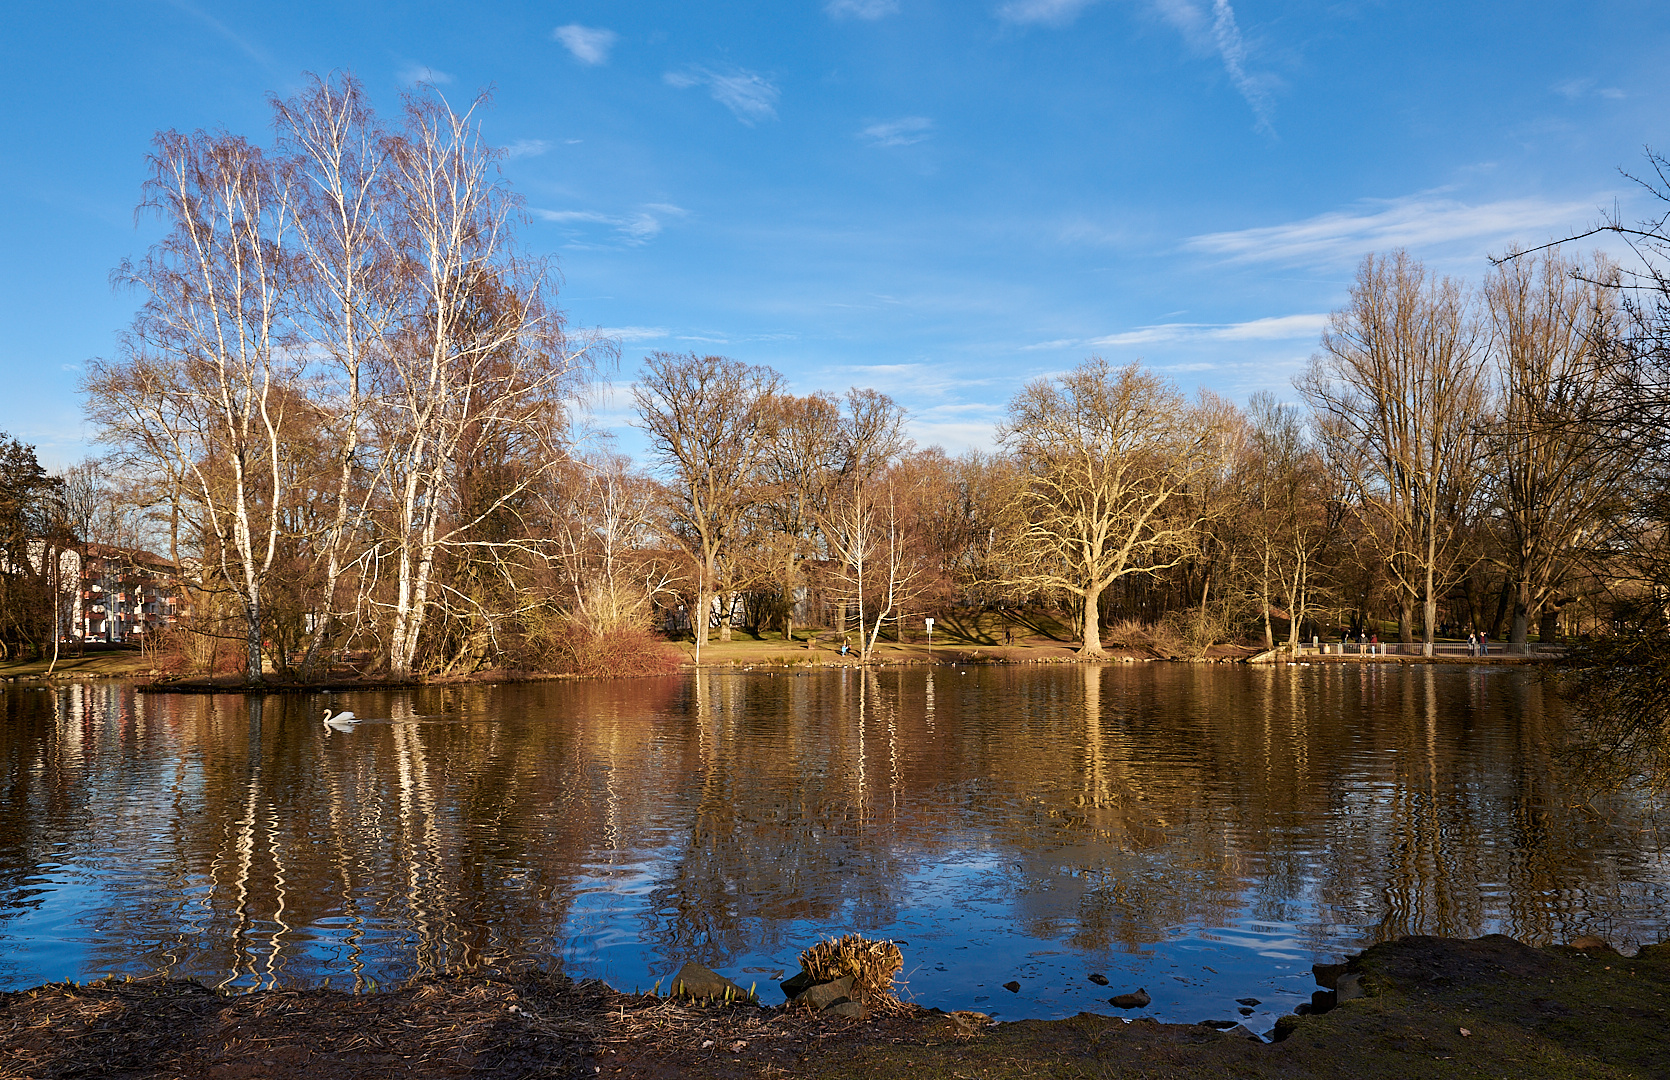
[245,600,263,682]
[1079,583,1105,656]
[1489,578,1512,639]
[1510,579,1531,644]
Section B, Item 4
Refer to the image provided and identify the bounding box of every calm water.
[1,664,1666,1032]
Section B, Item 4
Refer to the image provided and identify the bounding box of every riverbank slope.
[4,934,1664,1079]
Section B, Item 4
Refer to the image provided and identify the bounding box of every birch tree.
[272,73,404,679]
[88,128,298,680]
[373,90,586,677]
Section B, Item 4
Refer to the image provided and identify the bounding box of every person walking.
[1479,631,1489,657]
[1467,631,1477,657]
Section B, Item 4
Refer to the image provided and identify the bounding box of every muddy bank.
[5,934,1667,1079]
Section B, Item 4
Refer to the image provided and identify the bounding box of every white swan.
[322,708,359,730]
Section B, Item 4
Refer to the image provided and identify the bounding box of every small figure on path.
[1468,631,1478,657]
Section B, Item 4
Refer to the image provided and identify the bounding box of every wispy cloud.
[533,203,687,245]
[504,139,550,160]
[398,63,453,86]
[1205,0,1272,130]
[1186,192,1600,266]
[599,326,673,343]
[664,67,781,124]
[997,0,1098,25]
[861,116,932,147]
[553,24,619,66]
[1021,314,1329,352]
[1553,77,1626,101]
[1001,0,1276,130]
[1146,0,1275,129]
[827,0,900,18]
[161,0,272,68]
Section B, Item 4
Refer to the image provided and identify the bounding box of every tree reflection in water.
[0,666,1664,1022]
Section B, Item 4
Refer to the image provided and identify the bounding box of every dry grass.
[799,935,906,1010]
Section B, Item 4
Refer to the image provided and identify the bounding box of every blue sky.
[3,1,1666,467]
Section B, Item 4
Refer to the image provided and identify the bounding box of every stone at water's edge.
[779,970,814,999]
[793,975,855,1011]
[1310,962,1346,989]
[946,1010,992,1035]
[1108,987,1151,1008]
[669,961,750,1001]
[825,1000,869,1020]
[1334,972,1364,1003]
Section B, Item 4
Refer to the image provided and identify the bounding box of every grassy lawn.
[664,609,1158,666]
[0,649,157,679]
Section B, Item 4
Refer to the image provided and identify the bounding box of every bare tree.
[756,391,843,641]
[633,352,782,661]
[1301,251,1489,655]
[814,389,912,647]
[1245,392,1331,650]
[998,359,1220,656]
[1483,249,1634,644]
[88,127,299,680]
[272,73,405,679]
[365,90,591,677]
[547,454,679,634]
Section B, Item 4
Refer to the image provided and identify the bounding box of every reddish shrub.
[548,625,682,679]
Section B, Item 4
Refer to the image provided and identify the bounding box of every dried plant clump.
[799,934,904,1006]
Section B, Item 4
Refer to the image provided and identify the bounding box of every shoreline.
[3,934,1664,1078]
[0,641,1568,694]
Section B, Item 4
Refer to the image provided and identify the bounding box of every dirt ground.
[4,935,1667,1080]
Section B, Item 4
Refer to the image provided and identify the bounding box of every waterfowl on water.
[322,708,358,729]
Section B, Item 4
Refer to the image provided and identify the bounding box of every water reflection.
[0,666,1665,1026]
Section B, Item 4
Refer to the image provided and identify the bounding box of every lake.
[1,663,1665,1032]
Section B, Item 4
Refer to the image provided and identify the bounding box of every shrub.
[547,624,681,679]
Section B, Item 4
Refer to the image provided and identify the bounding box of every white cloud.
[827,0,900,18]
[1186,192,1601,266]
[533,203,687,245]
[1213,313,1330,340]
[1026,314,1330,351]
[997,0,1099,25]
[664,67,780,125]
[1003,0,1276,130]
[1206,0,1272,130]
[398,63,453,86]
[861,116,932,147]
[504,139,550,160]
[599,326,673,343]
[1553,77,1626,101]
[553,24,618,66]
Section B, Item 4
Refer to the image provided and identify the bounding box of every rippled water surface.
[2,664,1667,1031]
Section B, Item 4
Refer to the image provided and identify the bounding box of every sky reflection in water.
[0,664,1666,1033]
